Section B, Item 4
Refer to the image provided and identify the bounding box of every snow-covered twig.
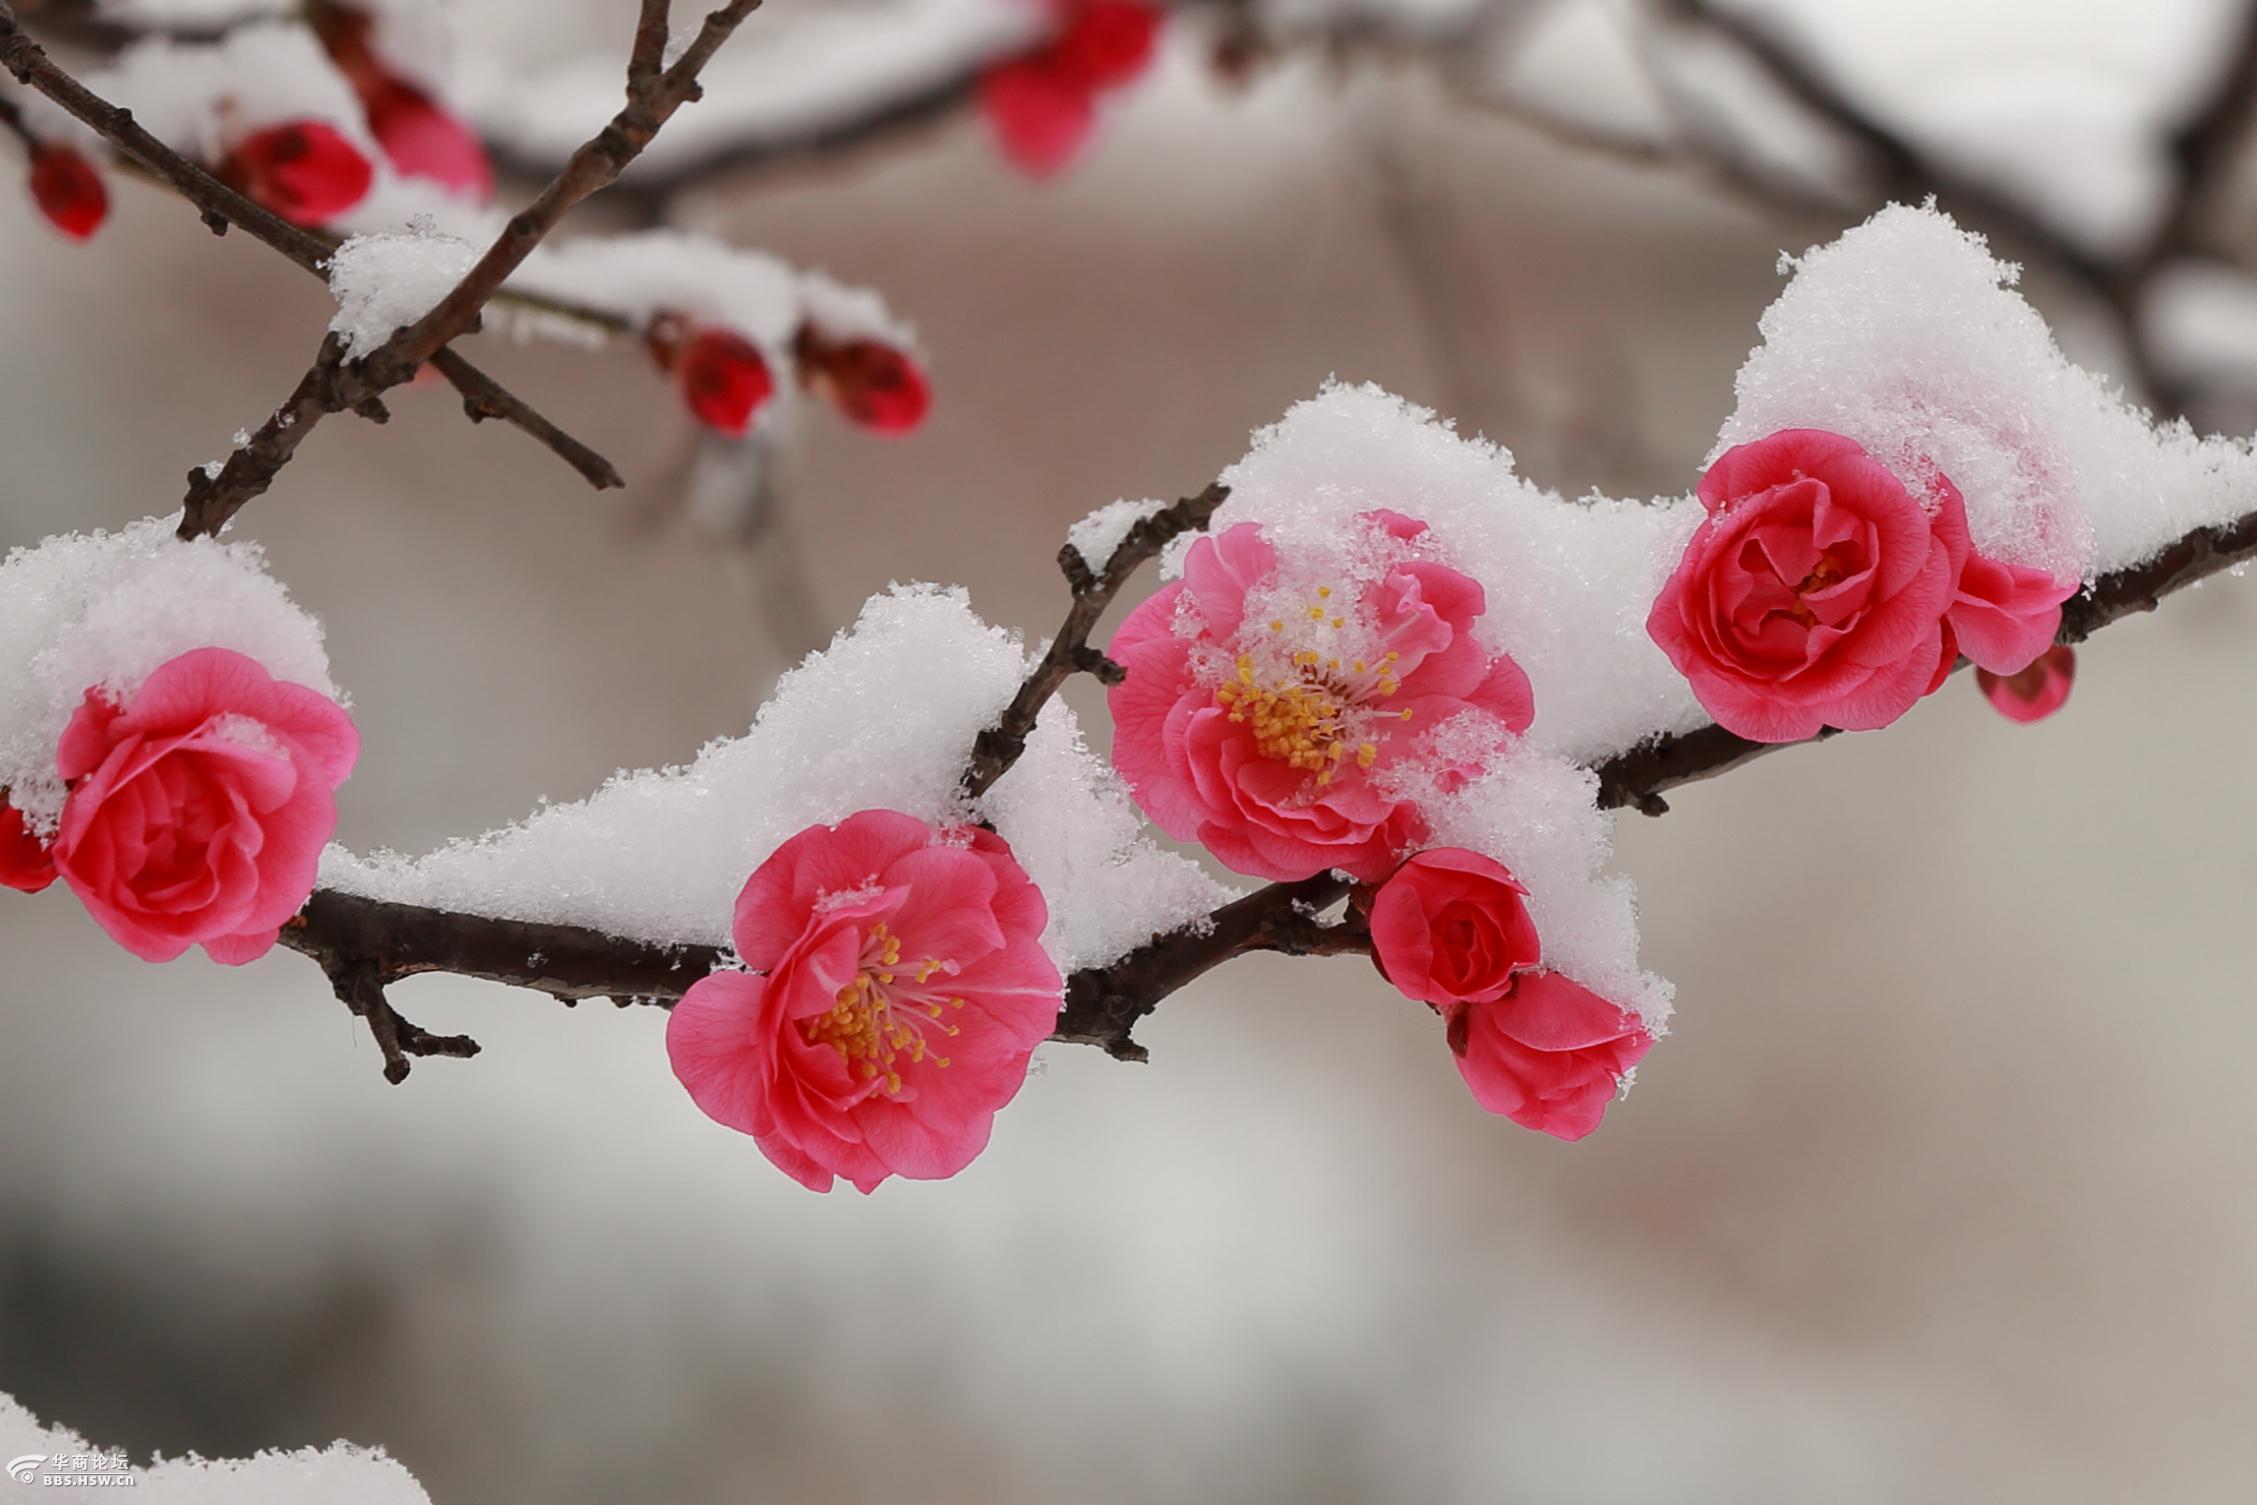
[0,1,625,501]
[177,0,771,538]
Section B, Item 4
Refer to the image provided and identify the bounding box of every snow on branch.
[270,206,2257,1090]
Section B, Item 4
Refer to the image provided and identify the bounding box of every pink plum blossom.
[1107,514,1534,883]
[50,647,359,964]
[1448,971,1653,1143]
[666,810,1064,1193]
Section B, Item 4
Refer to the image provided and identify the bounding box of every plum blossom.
[1368,848,1650,1140]
[1108,513,1534,882]
[50,648,359,964]
[1448,971,1654,1143]
[666,810,1063,1193]
[1649,429,1963,743]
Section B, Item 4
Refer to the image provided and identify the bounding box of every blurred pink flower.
[1107,514,1535,883]
[51,648,359,964]
[1976,643,2076,723]
[978,0,1161,177]
[666,810,1064,1194]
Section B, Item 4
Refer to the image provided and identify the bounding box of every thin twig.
[963,483,1231,799]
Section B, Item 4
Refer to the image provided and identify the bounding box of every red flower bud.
[0,793,56,894]
[676,328,776,436]
[806,338,931,434]
[1053,0,1161,89]
[28,145,108,241]
[1975,643,2075,724]
[222,121,374,226]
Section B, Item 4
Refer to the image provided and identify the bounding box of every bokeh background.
[5,1,2257,1500]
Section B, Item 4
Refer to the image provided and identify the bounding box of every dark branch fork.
[278,480,2257,1075]
[0,1,625,502]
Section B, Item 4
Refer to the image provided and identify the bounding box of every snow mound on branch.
[0,1389,430,1503]
[321,585,1229,972]
[327,227,481,358]
[1192,381,1709,766]
[87,24,380,163]
[0,518,336,837]
[1721,201,2257,577]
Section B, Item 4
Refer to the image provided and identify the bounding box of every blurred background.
[4,0,2257,1500]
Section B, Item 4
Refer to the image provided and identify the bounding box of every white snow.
[1065,498,1168,569]
[0,518,337,836]
[0,1390,431,1503]
[1381,726,1672,1031]
[1188,381,1710,766]
[497,230,918,365]
[1167,421,1682,1021]
[326,227,482,357]
[1721,202,2257,579]
[321,584,1227,972]
[86,24,380,165]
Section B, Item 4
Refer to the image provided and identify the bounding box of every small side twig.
[963,482,1231,798]
[323,958,482,1086]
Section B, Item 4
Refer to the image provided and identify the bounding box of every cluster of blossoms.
[1648,428,2081,739]
[659,508,1659,1190]
[978,0,1163,177]
[1,648,357,964]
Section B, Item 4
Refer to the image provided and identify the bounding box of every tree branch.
[963,483,1230,799]
[0,1,624,512]
[175,0,766,537]
[275,484,2257,1076]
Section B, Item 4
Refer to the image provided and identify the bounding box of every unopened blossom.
[1976,643,2076,723]
[1449,971,1653,1142]
[1368,847,1540,1008]
[670,327,776,436]
[27,145,108,240]
[666,810,1064,1193]
[979,0,1162,177]
[220,121,375,226]
[798,332,932,434]
[0,792,56,894]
